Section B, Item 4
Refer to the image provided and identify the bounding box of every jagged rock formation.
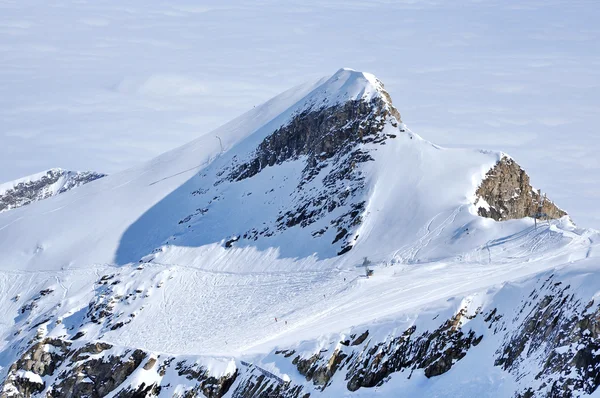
[4,276,598,398]
[496,276,600,397]
[475,157,566,221]
[228,96,400,183]
[0,169,105,212]
[1,339,146,398]
[1,309,481,398]
[277,308,483,394]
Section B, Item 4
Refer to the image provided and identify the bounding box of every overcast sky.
[1,0,599,226]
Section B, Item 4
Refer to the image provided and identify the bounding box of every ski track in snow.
[0,218,594,359]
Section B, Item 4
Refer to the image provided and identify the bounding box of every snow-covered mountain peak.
[317,67,386,103]
[1,70,597,398]
[294,68,401,125]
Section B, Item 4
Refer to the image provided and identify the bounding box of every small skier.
[275,317,278,322]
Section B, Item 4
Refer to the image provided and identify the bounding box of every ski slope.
[0,69,599,397]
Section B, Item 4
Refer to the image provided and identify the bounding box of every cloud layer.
[0,0,598,226]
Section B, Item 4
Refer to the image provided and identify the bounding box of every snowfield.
[0,69,599,397]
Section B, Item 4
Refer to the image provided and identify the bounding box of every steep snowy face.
[0,169,106,213]
[195,69,402,255]
[114,68,408,263]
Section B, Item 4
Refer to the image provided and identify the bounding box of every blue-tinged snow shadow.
[114,153,341,265]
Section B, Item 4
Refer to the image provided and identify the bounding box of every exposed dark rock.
[0,169,106,213]
[225,235,240,248]
[277,308,484,394]
[115,382,162,398]
[228,96,399,183]
[176,361,238,397]
[19,288,55,315]
[475,157,566,221]
[232,373,304,398]
[0,339,146,398]
[13,338,71,377]
[496,277,600,397]
[3,280,599,398]
[351,330,369,346]
[70,341,113,361]
[51,349,146,398]
[4,374,44,397]
[344,309,482,391]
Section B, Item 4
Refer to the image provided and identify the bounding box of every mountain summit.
[0,70,597,398]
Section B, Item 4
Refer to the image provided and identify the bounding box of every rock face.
[0,169,105,212]
[228,96,400,183]
[475,157,566,221]
[496,277,600,397]
[1,339,146,398]
[285,308,483,393]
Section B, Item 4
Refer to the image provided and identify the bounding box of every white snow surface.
[0,69,599,396]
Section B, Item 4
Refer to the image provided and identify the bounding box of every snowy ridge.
[294,68,393,111]
[0,169,61,195]
[0,168,106,213]
[0,69,599,398]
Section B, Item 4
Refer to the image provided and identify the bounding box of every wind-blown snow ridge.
[304,68,387,107]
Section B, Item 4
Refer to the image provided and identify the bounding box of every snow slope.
[0,69,599,397]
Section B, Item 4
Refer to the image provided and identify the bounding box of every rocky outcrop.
[496,276,600,397]
[475,157,566,221]
[282,308,483,393]
[1,303,483,398]
[52,347,146,397]
[1,338,241,398]
[0,339,146,398]
[3,277,600,398]
[227,96,400,183]
[175,361,238,397]
[0,169,105,213]
[1,338,70,397]
[232,373,304,398]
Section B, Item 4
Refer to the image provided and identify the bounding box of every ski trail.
[54,275,68,300]
[0,216,22,232]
